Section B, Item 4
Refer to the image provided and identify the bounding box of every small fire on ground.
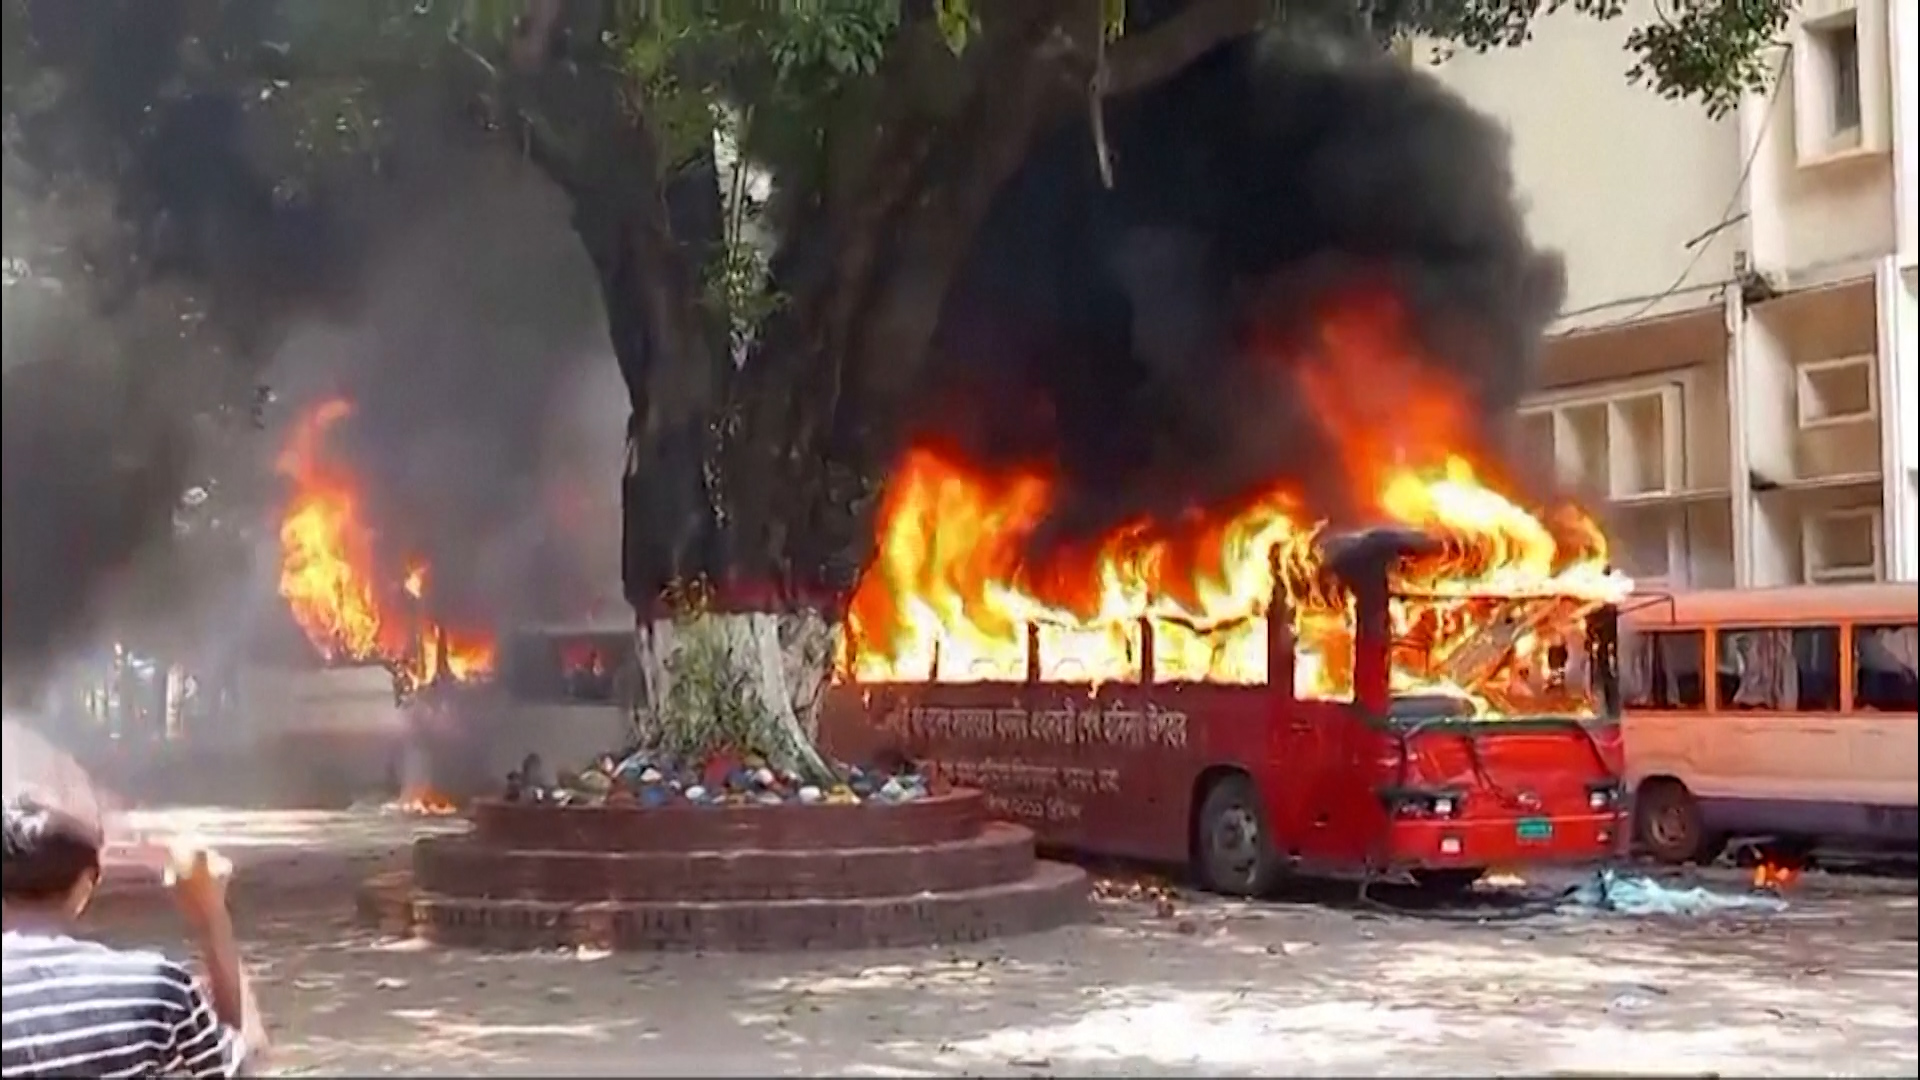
[276,400,495,688]
[385,786,461,817]
[1752,857,1803,892]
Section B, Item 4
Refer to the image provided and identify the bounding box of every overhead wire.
[1561,48,1794,332]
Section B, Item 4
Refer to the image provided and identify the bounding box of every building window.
[1820,20,1862,136]
[1623,630,1706,711]
[1797,12,1866,158]
[1854,623,1918,712]
[1715,626,1842,711]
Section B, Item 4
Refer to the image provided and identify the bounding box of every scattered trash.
[1603,981,1670,1013]
[1564,869,1787,917]
[503,750,930,809]
[1093,872,1178,901]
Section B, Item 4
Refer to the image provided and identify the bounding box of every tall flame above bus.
[276,399,495,685]
[841,291,1633,713]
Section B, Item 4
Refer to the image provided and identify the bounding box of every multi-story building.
[1422,0,1917,588]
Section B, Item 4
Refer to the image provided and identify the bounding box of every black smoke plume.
[0,356,191,677]
[3,65,346,684]
[921,33,1567,552]
[4,3,616,688]
[266,142,623,638]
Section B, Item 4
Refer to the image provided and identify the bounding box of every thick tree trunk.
[629,608,837,782]
[501,5,777,773]
[721,7,1090,597]
[500,0,730,606]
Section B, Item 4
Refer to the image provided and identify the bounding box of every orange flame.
[386,785,461,816]
[842,290,1632,717]
[276,400,495,686]
[1752,857,1802,892]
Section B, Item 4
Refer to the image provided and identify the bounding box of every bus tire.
[1634,779,1721,865]
[1195,773,1284,898]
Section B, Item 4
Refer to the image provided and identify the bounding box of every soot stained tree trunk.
[504,0,1267,778]
[499,0,839,775]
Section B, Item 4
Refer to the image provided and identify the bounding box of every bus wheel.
[1410,867,1486,895]
[1196,774,1284,898]
[1635,779,1719,864]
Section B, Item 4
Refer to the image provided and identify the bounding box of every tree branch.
[507,0,565,72]
[1102,0,1266,96]
[846,0,1269,408]
[484,0,733,598]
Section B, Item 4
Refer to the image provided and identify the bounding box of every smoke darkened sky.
[923,34,1566,552]
[4,103,623,685]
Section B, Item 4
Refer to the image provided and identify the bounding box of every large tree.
[4,0,1787,774]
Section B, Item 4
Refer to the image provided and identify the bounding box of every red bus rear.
[821,528,1625,896]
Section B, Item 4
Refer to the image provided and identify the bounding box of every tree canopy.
[3,0,1791,631]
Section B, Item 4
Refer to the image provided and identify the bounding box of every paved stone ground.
[76,809,1920,1078]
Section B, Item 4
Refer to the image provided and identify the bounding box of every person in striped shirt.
[2,795,267,1078]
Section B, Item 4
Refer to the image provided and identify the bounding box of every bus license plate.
[1516,817,1553,842]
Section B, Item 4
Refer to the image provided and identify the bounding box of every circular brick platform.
[468,789,987,851]
[359,789,1089,951]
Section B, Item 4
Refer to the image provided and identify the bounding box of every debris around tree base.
[502,749,931,809]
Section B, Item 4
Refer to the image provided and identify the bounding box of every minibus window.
[1622,629,1705,711]
[556,635,623,704]
[503,631,632,705]
[1715,626,1841,711]
[1854,623,1918,712]
[502,633,562,702]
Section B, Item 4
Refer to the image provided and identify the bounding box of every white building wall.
[1417,0,1741,332]
[1424,0,1919,588]
[1896,0,1919,267]
[1880,262,1919,579]
[1743,0,1899,282]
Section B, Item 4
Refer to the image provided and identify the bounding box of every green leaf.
[1621,0,1789,119]
[934,0,975,55]
[1382,0,1788,114]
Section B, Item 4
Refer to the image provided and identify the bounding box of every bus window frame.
[1710,623,1844,713]
[1626,617,1920,716]
[502,629,635,708]
[1850,620,1920,715]
[1622,626,1709,713]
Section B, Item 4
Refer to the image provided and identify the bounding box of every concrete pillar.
[1732,292,1802,586]
[1724,289,1755,586]
[1737,75,1786,276]
[1878,257,1919,579]
[1892,0,1919,267]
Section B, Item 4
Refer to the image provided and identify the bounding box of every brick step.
[358,860,1089,952]
[469,789,987,853]
[413,821,1039,903]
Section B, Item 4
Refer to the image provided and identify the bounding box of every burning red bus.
[821,452,1631,896]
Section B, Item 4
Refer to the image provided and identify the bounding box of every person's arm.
[160,843,269,1076]
[159,953,253,1079]
[191,907,269,1070]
